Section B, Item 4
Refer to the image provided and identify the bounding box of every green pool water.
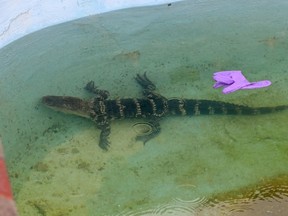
[1,0,288,215]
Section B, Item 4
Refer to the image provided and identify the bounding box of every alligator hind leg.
[85,81,110,100]
[135,73,157,97]
[135,73,167,101]
[135,119,161,144]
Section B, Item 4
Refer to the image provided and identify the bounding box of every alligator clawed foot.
[84,81,96,92]
[85,81,110,99]
[99,139,110,151]
[135,72,156,92]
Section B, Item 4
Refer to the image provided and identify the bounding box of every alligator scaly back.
[42,73,288,150]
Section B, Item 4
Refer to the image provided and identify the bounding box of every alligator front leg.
[85,81,110,100]
[97,122,111,151]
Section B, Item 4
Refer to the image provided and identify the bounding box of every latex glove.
[213,71,271,94]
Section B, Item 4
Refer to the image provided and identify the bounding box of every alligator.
[42,73,287,150]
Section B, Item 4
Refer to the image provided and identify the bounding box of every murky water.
[1,0,288,215]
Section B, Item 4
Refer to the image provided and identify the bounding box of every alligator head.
[42,96,92,118]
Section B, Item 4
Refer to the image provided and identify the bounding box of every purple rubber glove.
[213,71,271,94]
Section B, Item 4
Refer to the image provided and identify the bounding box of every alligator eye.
[42,96,62,107]
[132,123,153,136]
[42,96,53,105]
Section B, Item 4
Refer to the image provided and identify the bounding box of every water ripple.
[117,196,207,216]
